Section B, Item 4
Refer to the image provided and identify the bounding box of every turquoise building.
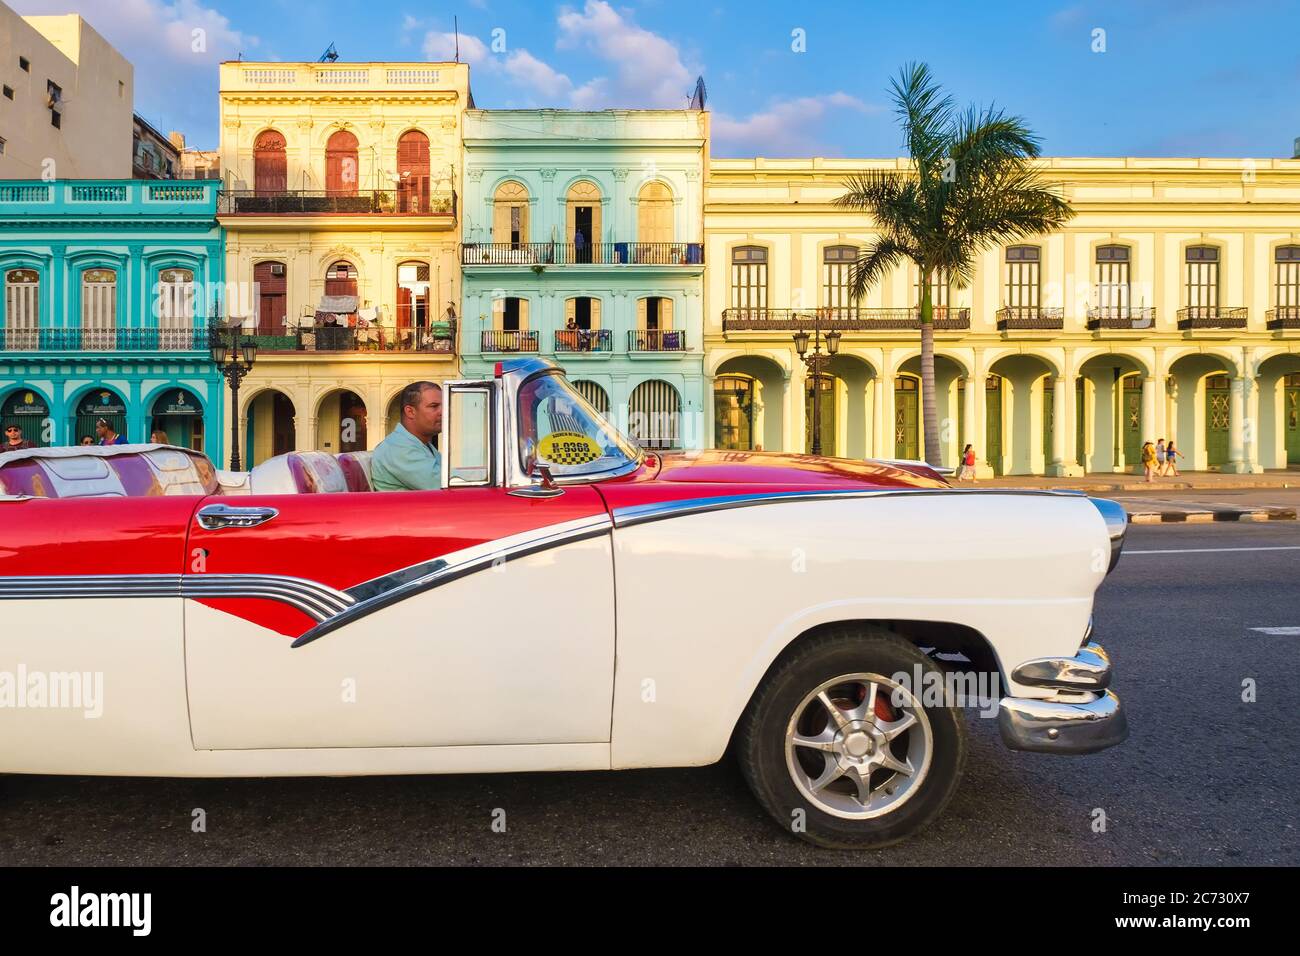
[0,180,224,458]
[459,109,708,449]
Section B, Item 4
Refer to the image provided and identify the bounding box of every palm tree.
[835,62,1075,466]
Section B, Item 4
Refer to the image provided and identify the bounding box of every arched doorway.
[396,261,430,342]
[4,268,40,350]
[150,387,204,450]
[253,261,288,338]
[637,181,673,250]
[254,130,287,196]
[714,355,786,452]
[396,130,430,213]
[325,130,359,196]
[1288,374,1300,464]
[1205,374,1231,468]
[1,388,51,447]
[573,380,610,418]
[74,387,127,444]
[894,375,919,460]
[246,390,295,465]
[714,375,756,450]
[567,181,602,263]
[628,380,680,449]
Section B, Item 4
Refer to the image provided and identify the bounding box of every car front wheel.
[737,626,968,849]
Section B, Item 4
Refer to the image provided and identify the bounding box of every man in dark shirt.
[2,424,34,454]
[95,418,127,446]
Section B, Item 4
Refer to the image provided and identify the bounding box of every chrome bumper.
[998,641,1129,754]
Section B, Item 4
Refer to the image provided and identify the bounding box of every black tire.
[737,625,967,849]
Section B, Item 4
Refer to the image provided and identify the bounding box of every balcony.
[1086,307,1158,331]
[0,324,210,353]
[218,189,455,216]
[1266,306,1300,331]
[461,241,704,266]
[996,306,1064,331]
[246,321,456,355]
[0,180,218,217]
[721,307,970,333]
[1176,307,1248,331]
[629,330,687,352]
[481,330,539,353]
[554,329,612,353]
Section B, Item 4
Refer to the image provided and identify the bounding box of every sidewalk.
[973,469,1300,493]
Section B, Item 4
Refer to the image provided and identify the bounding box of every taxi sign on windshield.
[537,431,603,465]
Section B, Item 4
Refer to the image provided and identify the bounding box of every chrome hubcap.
[784,672,934,820]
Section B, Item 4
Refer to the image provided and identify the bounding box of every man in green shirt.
[371,381,443,491]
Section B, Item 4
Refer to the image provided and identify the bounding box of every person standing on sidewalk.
[1164,439,1184,476]
[1155,439,1167,473]
[1140,440,1157,483]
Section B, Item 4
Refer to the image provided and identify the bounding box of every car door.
[182,480,615,751]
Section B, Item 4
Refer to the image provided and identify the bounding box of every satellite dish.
[689,76,706,110]
[318,42,339,63]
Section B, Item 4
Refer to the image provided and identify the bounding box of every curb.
[1126,507,1297,524]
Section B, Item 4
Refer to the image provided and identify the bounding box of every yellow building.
[704,156,1300,475]
[216,61,468,465]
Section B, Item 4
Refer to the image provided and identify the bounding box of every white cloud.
[503,50,574,101]
[713,93,878,157]
[554,0,695,108]
[421,30,490,65]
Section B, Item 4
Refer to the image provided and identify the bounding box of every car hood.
[646,450,949,489]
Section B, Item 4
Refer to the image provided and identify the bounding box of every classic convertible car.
[0,358,1128,848]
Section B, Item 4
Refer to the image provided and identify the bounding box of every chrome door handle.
[196,504,279,530]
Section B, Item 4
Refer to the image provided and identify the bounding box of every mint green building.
[459,109,708,449]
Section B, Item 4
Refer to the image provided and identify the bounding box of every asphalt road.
[2,521,1298,866]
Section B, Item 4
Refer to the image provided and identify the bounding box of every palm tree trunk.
[919,280,941,465]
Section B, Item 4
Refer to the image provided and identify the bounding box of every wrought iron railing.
[1086,306,1158,330]
[244,320,456,354]
[996,306,1065,330]
[721,307,970,332]
[461,241,703,265]
[555,328,612,352]
[1266,306,1300,330]
[218,189,455,215]
[1176,306,1248,330]
[629,329,687,351]
[481,330,540,353]
[0,324,210,351]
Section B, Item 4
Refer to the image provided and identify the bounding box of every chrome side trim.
[611,487,1091,529]
[293,517,613,648]
[0,572,354,623]
[196,503,279,530]
[1011,641,1111,691]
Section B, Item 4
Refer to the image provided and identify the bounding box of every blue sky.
[13,0,1300,157]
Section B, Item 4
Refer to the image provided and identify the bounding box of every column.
[871,375,886,459]
[972,350,992,478]
[784,368,804,454]
[1225,375,1249,473]
[703,372,715,449]
[1246,367,1262,473]
[1141,376,1157,450]
[879,373,896,460]
[1046,377,1067,475]
[1059,350,1084,476]
[962,371,976,454]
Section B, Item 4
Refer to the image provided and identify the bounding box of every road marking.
[1249,627,1300,636]
[1126,546,1300,555]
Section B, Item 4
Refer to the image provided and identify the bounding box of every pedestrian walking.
[957,443,977,482]
[1140,440,1157,482]
[1164,439,1184,476]
[1156,439,1166,472]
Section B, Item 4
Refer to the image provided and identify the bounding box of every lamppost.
[793,320,841,456]
[210,324,257,470]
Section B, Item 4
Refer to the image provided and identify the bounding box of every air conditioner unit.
[270,263,285,277]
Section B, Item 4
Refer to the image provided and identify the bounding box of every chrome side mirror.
[509,463,565,499]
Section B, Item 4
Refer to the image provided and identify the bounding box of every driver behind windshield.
[372,381,442,491]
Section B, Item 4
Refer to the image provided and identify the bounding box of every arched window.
[81,268,117,350]
[573,380,610,417]
[1185,245,1220,311]
[253,130,287,196]
[1096,245,1131,311]
[637,181,673,245]
[731,246,768,314]
[156,268,194,343]
[493,181,530,246]
[254,261,287,336]
[325,260,358,297]
[1275,245,1300,310]
[628,380,681,449]
[396,130,430,213]
[823,245,858,313]
[3,269,39,349]
[714,375,756,451]
[567,181,602,262]
[325,129,359,196]
[1005,245,1041,311]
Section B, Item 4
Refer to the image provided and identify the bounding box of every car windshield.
[517,372,641,478]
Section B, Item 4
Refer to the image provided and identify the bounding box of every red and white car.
[0,358,1127,848]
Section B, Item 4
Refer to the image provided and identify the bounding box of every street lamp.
[794,318,841,456]
[210,323,257,470]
